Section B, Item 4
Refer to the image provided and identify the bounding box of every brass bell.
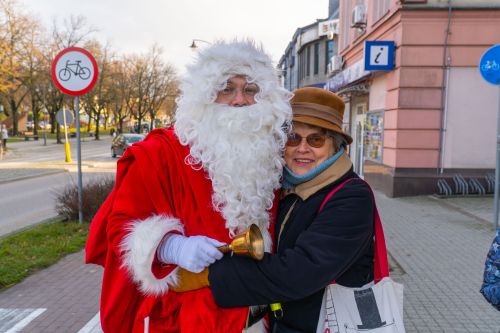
[217,224,264,260]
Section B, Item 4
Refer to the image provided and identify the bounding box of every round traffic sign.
[56,109,75,126]
[51,47,98,96]
[479,44,500,85]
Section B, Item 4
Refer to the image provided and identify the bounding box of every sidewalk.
[0,193,499,332]
[378,194,500,332]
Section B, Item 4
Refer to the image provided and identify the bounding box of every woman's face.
[285,122,336,176]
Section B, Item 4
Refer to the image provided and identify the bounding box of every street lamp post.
[190,39,211,50]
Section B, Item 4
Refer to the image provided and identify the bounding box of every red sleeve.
[107,160,177,279]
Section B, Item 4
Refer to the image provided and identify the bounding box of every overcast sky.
[22,0,329,74]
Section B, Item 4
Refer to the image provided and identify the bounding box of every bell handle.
[217,244,232,253]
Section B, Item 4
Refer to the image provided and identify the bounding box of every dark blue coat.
[209,169,375,332]
[481,228,500,310]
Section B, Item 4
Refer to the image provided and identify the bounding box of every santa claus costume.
[85,40,292,333]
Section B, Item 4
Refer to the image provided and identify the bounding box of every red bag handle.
[319,178,389,283]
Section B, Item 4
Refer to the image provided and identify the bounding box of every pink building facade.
[327,0,500,196]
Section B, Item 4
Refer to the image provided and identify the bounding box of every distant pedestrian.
[1,124,7,150]
[480,229,500,310]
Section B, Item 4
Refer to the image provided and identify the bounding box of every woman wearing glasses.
[174,87,375,333]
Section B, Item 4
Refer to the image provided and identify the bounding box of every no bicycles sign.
[51,47,98,96]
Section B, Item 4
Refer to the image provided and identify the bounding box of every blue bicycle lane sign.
[479,44,500,85]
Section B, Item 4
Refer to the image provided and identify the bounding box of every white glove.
[157,234,225,273]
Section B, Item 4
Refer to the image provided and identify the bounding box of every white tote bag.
[316,179,405,333]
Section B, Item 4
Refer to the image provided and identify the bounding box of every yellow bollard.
[65,141,72,163]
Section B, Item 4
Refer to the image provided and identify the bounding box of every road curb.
[0,216,59,239]
[0,169,68,185]
[428,194,495,229]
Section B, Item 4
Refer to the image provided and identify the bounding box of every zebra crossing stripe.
[0,308,46,333]
[77,312,102,333]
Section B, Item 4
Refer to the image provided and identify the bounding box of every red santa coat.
[86,127,277,332]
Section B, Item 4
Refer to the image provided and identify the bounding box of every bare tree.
[81,40,113,140]
[125,54,149,132]
[0,0,36,135]
[144,45,177,130]
[19,17,44,136]
[124,46,177,133]
[51,15,96,50]
[107,58,130,133]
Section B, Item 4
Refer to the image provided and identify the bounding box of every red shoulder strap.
[319,178,389,282]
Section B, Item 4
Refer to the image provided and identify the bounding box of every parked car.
[111,133,145,158]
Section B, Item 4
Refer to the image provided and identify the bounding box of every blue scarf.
[282,148,345,189]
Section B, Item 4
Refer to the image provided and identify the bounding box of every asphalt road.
[0,136,117,237]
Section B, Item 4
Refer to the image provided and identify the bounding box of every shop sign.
[324,59,370,92]
[318,19,339,37]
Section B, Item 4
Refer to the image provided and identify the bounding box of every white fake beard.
[175,102,289,250]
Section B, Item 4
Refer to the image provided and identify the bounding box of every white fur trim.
[243,318,267,333]
[120,215,184,296]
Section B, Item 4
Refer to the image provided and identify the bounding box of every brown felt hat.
[291,87,352,144]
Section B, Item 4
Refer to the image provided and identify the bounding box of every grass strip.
[0,220,89,290]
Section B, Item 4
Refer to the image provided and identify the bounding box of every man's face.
[214,75,259,106]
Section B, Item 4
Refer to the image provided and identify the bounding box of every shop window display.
[364,112,384,163]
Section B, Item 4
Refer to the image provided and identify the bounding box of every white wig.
[176,39,291,107]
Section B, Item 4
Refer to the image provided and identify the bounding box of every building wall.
[403,0,500,8]
[298,39,330,87]
[444,67,498,169]
[334,0,500,196]
[391,10,500,170]
[369,74,387,110]
[280,15,340,91]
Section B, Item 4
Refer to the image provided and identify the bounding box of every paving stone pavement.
[0,251,102,333]
[377,193,500,333]
[0,192,499,332]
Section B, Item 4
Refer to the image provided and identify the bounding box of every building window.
[325,40,335,73]
[298,50,305,82]
[314,43,319,75]
[306,46,311,76]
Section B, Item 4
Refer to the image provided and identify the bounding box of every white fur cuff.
[120,215,184,295]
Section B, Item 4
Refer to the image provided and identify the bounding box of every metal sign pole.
[495,86,500,229]
[479,44,500,230]
[75,96,83,224]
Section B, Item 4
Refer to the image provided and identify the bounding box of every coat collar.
[283,152,353,201]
